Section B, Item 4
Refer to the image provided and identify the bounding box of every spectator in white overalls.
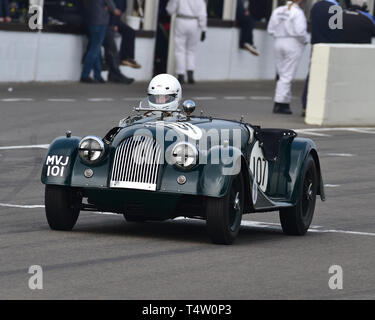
[166,0,207,84]
[267,0,308,115]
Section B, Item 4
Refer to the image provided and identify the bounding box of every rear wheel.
[206,174,244,245]
[279,155,318,235]
[45,185,82,231]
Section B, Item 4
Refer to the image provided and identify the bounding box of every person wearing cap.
[268,0,308,115]
[166,0,207,84]
[343,0,375,44]
[301,0,343,115]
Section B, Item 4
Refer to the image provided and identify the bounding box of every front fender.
[159,145,243,198]
[289,138,325,205]
[199,145,243,198]
[41,136,81,186]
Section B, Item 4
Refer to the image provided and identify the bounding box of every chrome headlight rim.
[78,136,105,164]
[171,142,198,170]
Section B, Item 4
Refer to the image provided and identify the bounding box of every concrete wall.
[194,27,312,81]
[305,44,375,126]
[0,27,311,83]
[0,31,155,82]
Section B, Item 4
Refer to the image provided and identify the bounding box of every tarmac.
[0,80,374,299]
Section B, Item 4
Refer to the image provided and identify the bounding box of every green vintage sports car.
[41,99,325,244]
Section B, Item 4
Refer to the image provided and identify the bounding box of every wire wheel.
[279,155,318,235]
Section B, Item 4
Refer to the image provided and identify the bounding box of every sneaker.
[273,103,292,115]
[121,59,142,69]
[95,77,106,84]
[108,73,134,85]
[243,43,260,56]
[80,77,97,84]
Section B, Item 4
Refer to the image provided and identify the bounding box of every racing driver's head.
[147,74,182,111]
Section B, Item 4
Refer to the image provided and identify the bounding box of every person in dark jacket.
[302,0,343,115]
[81,0,121,83]
[310,0,344,44]
[236,0,259,56]
[103,8,135,84]
[111,0,141,68]
[0,0,11,23]
[343,0,375,44]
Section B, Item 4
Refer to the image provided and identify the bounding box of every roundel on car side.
[249,141,269,193]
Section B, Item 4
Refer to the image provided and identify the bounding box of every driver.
[147,74,182,111]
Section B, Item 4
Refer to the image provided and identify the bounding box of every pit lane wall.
[0,28,311,82]
[0,31,155,82]
[305,44,375,126]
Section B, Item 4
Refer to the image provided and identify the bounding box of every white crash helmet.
[147,74,182,111]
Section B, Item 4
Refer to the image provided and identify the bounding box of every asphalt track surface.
[0,81,374,299]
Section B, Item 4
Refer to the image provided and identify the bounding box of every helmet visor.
[148,94,176,105]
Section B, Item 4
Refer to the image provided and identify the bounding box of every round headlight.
[78,136,105,164]
[172,142,198,170]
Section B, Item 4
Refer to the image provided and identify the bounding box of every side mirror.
[182,100,196,117]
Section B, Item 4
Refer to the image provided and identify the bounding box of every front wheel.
[206,174,244,245]
[45,185,82,231]
[279,155,318,235]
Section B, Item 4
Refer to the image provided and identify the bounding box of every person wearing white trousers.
[267,0,308,114]
[166,0,207,84]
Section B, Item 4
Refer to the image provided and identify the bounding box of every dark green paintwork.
[41,115,325,216]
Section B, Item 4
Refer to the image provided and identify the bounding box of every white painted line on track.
[47,99,76,102]
[88,98,114,102]
[296,127,375,131]
[92,211,118,216]
[2,203,375,237]
[175,217,375,237]
[241,220,375,237]
[224,96,247,100]
[325,184,341,188]
[0,203,45,209]
[249,96,273,100]
[0,144,49,150]
[192,97,217,100]
[294,127,375,137]
[308,229,375,237]
[1,98,34,102]
[325,153,355,157]
[347,128,375,134]
[294,130,331,137]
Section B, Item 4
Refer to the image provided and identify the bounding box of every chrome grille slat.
[123,138,133,182]
[110,136,160,191]
[126,138,136,182]
[139,138,149,183]
[134,136,143,183]
[116,139,128,180]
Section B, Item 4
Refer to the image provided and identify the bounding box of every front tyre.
[206,174,244,245]
[279,155,318,235]
[45,185,82,231]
